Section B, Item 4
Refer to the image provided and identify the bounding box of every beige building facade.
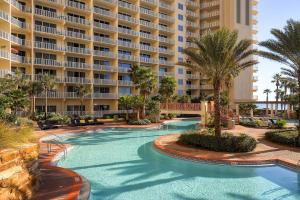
[0,0,257,116]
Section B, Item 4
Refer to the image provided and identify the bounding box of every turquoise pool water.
[57,120,300,200]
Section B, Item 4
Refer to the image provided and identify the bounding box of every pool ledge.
[32,139,90,200]
[153,134,300,172]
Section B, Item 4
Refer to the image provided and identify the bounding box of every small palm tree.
[75,84,91,116]
[258,19,300,142]
[271,73,282,114]
[263,89,271,116]
[181,28,257,139]
[159,76,176,115]
[28,82,43,116]
[119,95,132,121]
[40,73,56,119]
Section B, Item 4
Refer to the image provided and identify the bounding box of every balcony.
[65,30,91,40]
[253,76,258,82]
[0,11,9,22]
[0,31,9,41]
[140,57,158,64]
[65,61,91,69]
[11,17,30,29]
[66,46,91,55]
[200,22,220,30]
[187,32,198,38]
[186,0,199,9]
[34,41,64,51]
[118,40,139,49]
[140,7,158,18]
[118,27,138,36]
[64,76,91,84]
[93,79,117,85]
[186,84,200,90]
[159,25,174,33]
[187,21,198,29]
[118,14,139,24]
[159,48,175,55]
[118,67,130,73]
[65,15,91,26]
[93,50,116,58]
[186,10,198,19]
[140,32,157,41]
[11,54,31,64]
[0,50,10,60]
[253,85,258,91]
[186,42,197,49]
[65,92,91,99]
[159,60,173,66]
[65,0,91,12]
[94,65,117,72]
[33,74,63,83]
[118,80,133,86]
[140,20,158,29]
[159,71,175,76]
[140,0,157,6]
[94,36,117,45]
[200,11,220,20]
[93,7,116,18]
[36,91,64,99]
[118,1,139,12]
[200,1,220,9]
[34,58,63,67]
[11,0,31,13]
[34,8,62,20]
[186,74,200,79]
[159,37,174,44]
[118,54,139,62]
[159,2,173,12]
[10,35,31,47]
[140,44,157,52]
[93,22,117,32]
[34,25,64,36]
[93,93,118,99]
[159,13,174,23]
[200,85,213,90]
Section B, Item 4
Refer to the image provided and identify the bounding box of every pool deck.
[154,125,300,170]
[32,121,172,200]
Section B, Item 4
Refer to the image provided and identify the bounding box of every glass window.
[178,14,183,21]
[178,46,183,52]
[178,3,183,10]
[178,36,183,42]
[178,68,184,74]
[178,25,183,31]
[177,79,183,85]
[177,90,183,95]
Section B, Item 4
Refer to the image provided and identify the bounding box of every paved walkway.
[154,125,300,170]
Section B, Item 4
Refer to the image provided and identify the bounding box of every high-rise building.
[0,0,257,116]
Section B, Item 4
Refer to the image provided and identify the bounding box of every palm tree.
[258,19,300,143]
[119,95,132,121]
[75,84,91,116]
[271,73,281,114]
[28,82,43,116]
[130,95,143,120]
[129,65,157,118]
[40,73,56,119]
[263,89,271,116]
[181,28,257,139]
[159,76,176,115]
[280,78,289,111]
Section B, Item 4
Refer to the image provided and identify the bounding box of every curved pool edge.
[37,136,91,200]
[153,134,300,172]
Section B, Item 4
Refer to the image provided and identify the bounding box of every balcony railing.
[0,11,9,22]
[0,50,10,60]
[66,46,91,54]
[65,92,91,98]
[118,80,133,86]
[159,25,174,33]
[11,0,31,12]
[65,0,91,11]
[140,0,157,6]
[159,60,173,66]
[159,72,175,76]
[65,15,90,26]
[140,32,157,40]
[93,7,116,18]
[64,76,91,84]
[34,41,64,51]
[93,50,116,58]
[118,14,139,24]
[118,54,139,62]
[140,7,158,17]
[94,65,117,72]
[140,44,157,52]
[118,40,139,49]
[35,8,61,19]
[36,92,64,99]
[93,79,117,85]
[118,27,138,36]
[159,13,174,22]
[159,37,174,44]
[93,22,117,32]
[11,54,31,64]
[159,48,175,55]
[140,57,157,64]
[65,30,90,40]
[94,36,117,45]
[10,35,31,47]
[118,1,139,12]
[93,93,118,99]
[65,61,90,69]
[140,20,157,29]
[34,58,62,67]
[159,2,173,11]
[11,17,30,29]
[186,74,200,79]
[35,25,63,35]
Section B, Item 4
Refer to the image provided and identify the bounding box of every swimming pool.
[57,120,300,200]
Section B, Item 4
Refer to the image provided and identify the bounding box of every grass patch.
[179,129,257,152]
[265,130,299,147]
[0,123,36,149]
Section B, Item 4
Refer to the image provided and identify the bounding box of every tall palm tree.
[280,78,289,111]
[28,82,43,116]
[263,89,271,116]
[75,84,91,116]
[181,28,257,139]
[258,19,300,143]
[271,73,281,114]
[40,73,56,119]
[129,65,157,118]
[119,95,132,121]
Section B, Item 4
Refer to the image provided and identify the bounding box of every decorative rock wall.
[0,144,39,200]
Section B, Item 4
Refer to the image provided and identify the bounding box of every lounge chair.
[38,120,59,130]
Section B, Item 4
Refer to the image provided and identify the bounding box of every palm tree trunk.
[125,106,129,121]
[266,95,269,116]
[45,90,48,119]
[214,82,221,139]
[80,98,83,116]
[298,77,300,145]
[142,94,146,119]
[33,95,36,114]
[136,108,140,120]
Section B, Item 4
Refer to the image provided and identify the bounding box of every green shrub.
[128,119,152,125]
[160,113,176,120]
[239,120,260,128]
[268,119,287,129]
[179,130,257,152]
[48,113,70,125]
[265,130,298,147]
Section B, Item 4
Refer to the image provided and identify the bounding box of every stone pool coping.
[153,133,300,172]
[34,118,198,199]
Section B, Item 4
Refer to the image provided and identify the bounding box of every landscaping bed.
[265,130,299,147]
[178,129,257,152]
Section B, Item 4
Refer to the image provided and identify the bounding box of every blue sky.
[256,0,300,100]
